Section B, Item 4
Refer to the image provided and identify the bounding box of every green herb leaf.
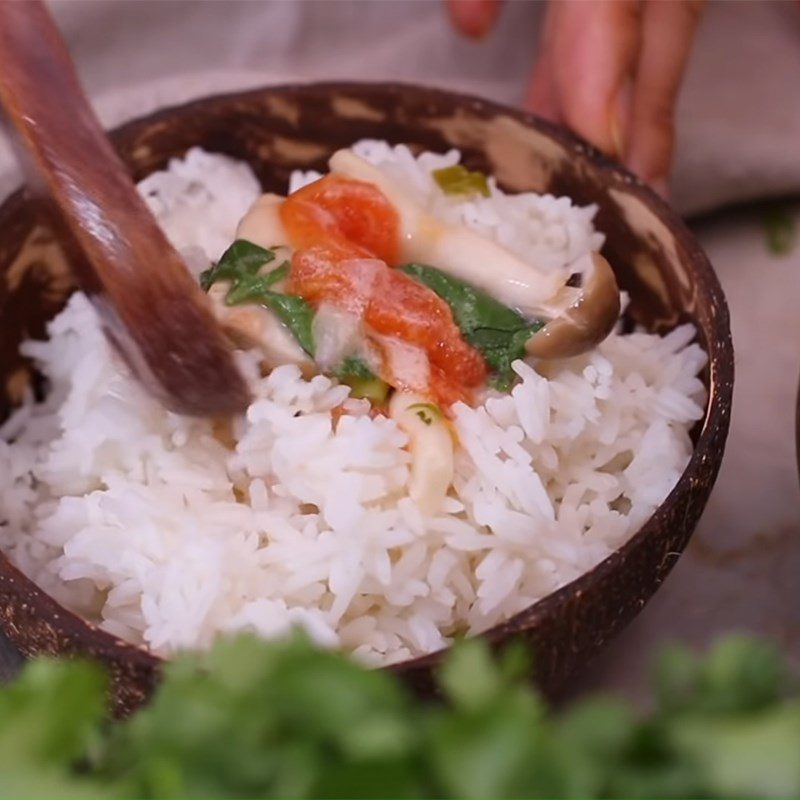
[552,698,637,798]
[334,357,376,381]
[763,206,797,256]
[258,292,316,356]
[0,658,107,770]
[224,262,289,306]
[438,638,503,712]
[199,240,314,355]
[103,634,418,799]
[400,263,543,390]
[667,701,800,799]
[432,165,491,198]
[1,632,799,799]
[200,240,277,292]
[0,658,115,798]
[660,636,788,717]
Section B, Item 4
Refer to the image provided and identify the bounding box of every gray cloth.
[672,1,800,214]
[1,0,798,214]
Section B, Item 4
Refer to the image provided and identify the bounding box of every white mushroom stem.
[207,283,314,375]
[329,150,564,314]
[389,391,454,516]
[236,193,291,249]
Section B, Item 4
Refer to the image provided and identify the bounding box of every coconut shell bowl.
[0,83,733,714]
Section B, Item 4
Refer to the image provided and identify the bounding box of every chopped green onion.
[408,402,442,426]
[334,357,389,404]
[432,165,490,198]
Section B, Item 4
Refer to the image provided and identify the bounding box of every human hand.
[446,0,705,196]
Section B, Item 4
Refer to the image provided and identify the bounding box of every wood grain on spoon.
[0,1,250,416]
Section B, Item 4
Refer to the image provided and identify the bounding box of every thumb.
[526,1,641,159]
[445,0,503,39]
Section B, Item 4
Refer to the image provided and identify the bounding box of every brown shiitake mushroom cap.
[526,253,621,360]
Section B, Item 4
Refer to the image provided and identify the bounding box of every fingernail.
[609,81,633,161]
[609,115,625,161]
[450,0,498,39]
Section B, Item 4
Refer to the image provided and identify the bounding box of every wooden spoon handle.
[0,1,250,416]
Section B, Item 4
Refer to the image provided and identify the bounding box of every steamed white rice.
[0,144,707,665]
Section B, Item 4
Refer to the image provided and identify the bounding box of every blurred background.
[1,0,799,703]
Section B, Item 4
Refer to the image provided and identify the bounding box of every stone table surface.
[2,205,800,699]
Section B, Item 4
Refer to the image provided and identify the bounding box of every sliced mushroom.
[389,391,454,516]
[525,252,620,359]
[216,193,314,372]
[236,193,291,249]
[207,282,314,376]
[330,150,563,308]
[329,150,620,359]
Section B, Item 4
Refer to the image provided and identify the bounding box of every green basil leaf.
[259,292,316,356]
[200,240,276,292]
[224,263,290,305]
[334,357,376,381]
[400,263,543,390]
[199,239,311,355]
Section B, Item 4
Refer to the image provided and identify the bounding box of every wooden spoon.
[0,1,250,416]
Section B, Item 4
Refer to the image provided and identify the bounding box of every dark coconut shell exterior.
[0,83,733,714]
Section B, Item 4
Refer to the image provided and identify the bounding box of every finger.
[525,1,642,159]
[525,3,560,122]
[527,52,560,123]
[445,0,503,39]
[626,1,705,188]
